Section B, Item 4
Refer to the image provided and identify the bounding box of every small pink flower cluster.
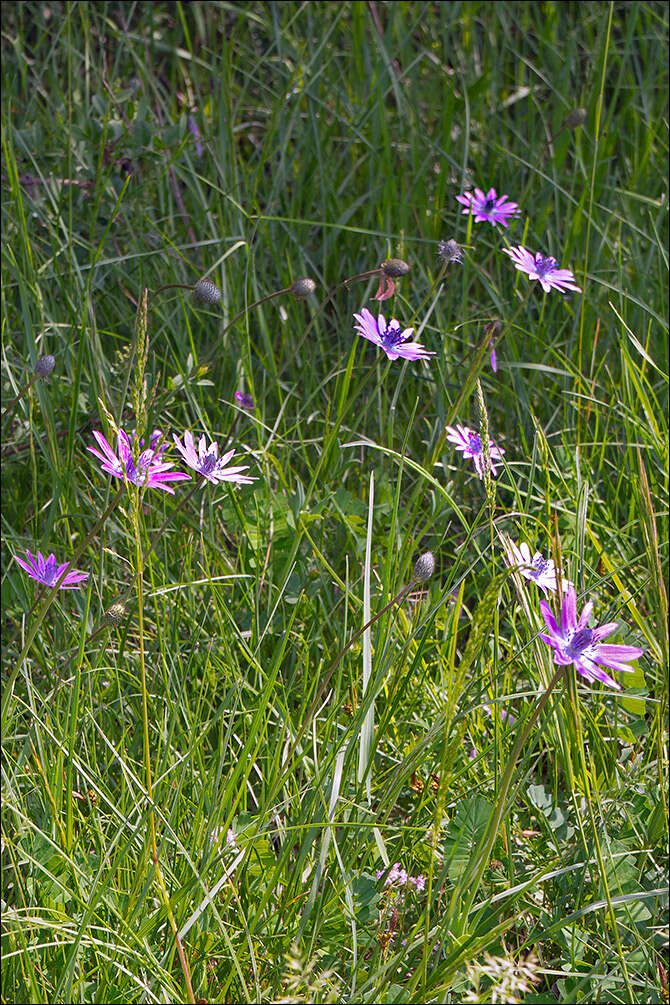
[376,862,426,891]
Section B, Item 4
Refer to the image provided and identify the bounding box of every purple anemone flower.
[14,549,88,590]
[445,424,505,478]
[456,187,520,227]
[88,429,190,494]
[502,246,582,294]
[353,308,434,362]
[502,538,573,597]
[235,391,255,410]
[539,586,643,690]
[173,430,255,485]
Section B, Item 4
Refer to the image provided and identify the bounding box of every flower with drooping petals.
[502,246,581,294]
[173,430,255,485]
[88,429,190,494]
[14,550,88,590]
[446,424,505,478]
[353,307,434,362]
[539,586,643,689]
[502,538,573,597]
[456,187,520,227]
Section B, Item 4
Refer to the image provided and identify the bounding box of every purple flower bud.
[35,354,55,378]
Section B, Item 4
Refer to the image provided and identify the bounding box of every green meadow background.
[2,2,668,1002]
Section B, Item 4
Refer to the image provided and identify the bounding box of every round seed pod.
[290,277,317,299]
[193,278,222,306]
[381,258,410,278]
[35,354,56,378]
[564,107,587,129]
[413,551,435,583]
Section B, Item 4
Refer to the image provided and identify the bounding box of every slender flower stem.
[130,484,195,1005]
[569,673,634,1000]
[148,283,197,301]
[1,372,41,420]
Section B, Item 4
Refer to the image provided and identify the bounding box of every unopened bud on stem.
[35,354,55,379]
[413,551,435,583]
[193,278,222,306]
[290,277,317,299]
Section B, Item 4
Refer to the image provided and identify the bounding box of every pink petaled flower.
[456,187,520,227]
[539,586,643,690]
[387,862,408,886]
[173,430,255,485]
[502,538,573,597]
[409,874,426,892]
[353,308,434,362]
[445,424,505,479]
[88,429,191,494]
[14,550,88,590]
[502,246,582,294]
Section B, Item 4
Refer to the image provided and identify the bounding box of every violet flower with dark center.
[539,586,643,689]
[14,549,88,589]
[456,187,520,227]
[502,538,573,596]
[445,424,505,478]
[173,430,255,485]
[88,429,191,494]
[353,307,434,362]
[502,246,582,294]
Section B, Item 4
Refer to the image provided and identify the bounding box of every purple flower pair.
[88,428,254,489]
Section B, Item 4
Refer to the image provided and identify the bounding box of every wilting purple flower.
[502,246,582,294]
[88,429,190,494]
[456,187,520,227]
[353,307,434,362]
[14,549,88,590]
[188,115,203,158]
[539,586,643,690]
[173,430,254,485]
[437,238,463,264]
[502,538,573,597]
[235,391,255,410]
[445,424,505,478]
[371,274,395,302]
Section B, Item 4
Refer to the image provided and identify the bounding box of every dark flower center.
[381,321,406,350]
[534,254,558,277]
[43,558,59,586]
[567,627,593,657]
[467,432,483,455]
[200,450,218,475]
[531,556,549,578]
[483,197,497,212]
